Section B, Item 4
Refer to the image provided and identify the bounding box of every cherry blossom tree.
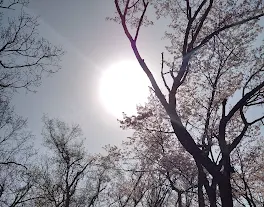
[118,93,198,206]
[110,0,264,206]
[231,142,264,206]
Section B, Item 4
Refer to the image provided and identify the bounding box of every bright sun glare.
[99,61,150,118]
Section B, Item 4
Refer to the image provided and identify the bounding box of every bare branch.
[248,115,264,125]
[229,125,248,153]
[0,161,27,170]
[134,1,148,41]
[161,52,170,92]
[225,81,264,124]
[189,0,214,49]
[127,0,140,9]
[195,13,264,51]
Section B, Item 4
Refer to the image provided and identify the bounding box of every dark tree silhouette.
[33,117,110,207]
[0,0,63,95]
[111,1,264,206]
[0,96,36,207]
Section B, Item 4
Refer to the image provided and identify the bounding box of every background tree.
[0,96,36,207]
[0,0,63,95]
[33,117,110,207]
[0,1,64,205]
[111,0,264,206]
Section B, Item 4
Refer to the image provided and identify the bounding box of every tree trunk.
[219,175,233,207]
[197,161,217,207]
[208,179,217,207]
[178,192,182,207]
[197,163,205,207]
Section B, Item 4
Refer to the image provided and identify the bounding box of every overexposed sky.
[12,0,167,153]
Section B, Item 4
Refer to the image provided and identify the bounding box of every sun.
[99,60,150,118]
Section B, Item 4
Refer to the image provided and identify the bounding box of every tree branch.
[161,52,170,92]
[195,13,264,51]
[134,1,148,42]
[225,81,264,124]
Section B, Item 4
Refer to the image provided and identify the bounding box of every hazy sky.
[11,0,167,153]
[7,0,264,156]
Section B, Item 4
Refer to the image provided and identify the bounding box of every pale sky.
[11,1,263,154]
[11,0,166,153]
